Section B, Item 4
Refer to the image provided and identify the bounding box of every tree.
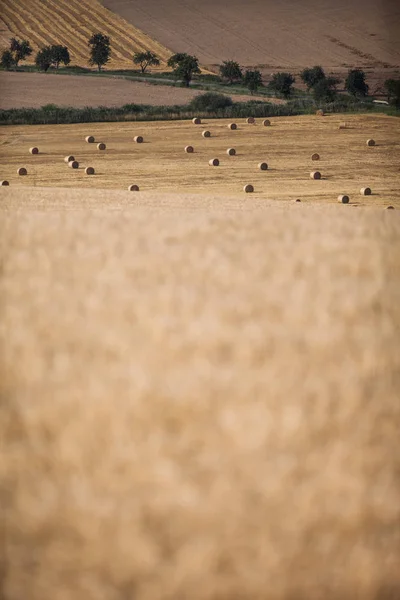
[384,79,400,106]
[88,33,111,71]
[167,53,200,87]
[1,49,14,70]
[9,37,32,67]
[189,92,232,111]
[345,69,369,97]
[300,65,326,90]
[219,60,242,84]
[35,47,53,72]
[243,69,262,94]
[268,72,295,98]
[312,76,339,102]
[133,50,160,73]
[49,45,70,70]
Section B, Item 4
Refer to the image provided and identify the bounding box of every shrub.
[345,69,369,97]
[313,77,339,102]
[189,92,233,111]
[219,60,242,84]
[300,66,326,90]
[1,49,14,70]
[268,72,295,98]
[243,69,263,94]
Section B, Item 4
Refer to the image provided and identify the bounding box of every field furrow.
[0,0,173,70]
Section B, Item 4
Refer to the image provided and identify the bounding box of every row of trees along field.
[1,35,399,106]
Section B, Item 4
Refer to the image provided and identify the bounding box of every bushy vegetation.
[243,70,263,94]
[1,37,32,69]
[345,69,369,97]
[189,92,233,111]
[268,72,295,98]
[384,79,400,107]
[219,60,242,84]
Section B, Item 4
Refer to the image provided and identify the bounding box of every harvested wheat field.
[0,0,172,70]
[1,114,399,207]
[1,180,400,600]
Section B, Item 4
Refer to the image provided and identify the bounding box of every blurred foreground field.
[1,185,399,599]
[1,114,399,207]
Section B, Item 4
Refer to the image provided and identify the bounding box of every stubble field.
[1,114,399,207]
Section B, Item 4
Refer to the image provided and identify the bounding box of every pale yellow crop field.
[1,113,399,207]
[0,0,172,70]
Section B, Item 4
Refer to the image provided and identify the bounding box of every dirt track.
[1,186,399,600]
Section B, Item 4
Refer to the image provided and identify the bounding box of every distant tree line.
[1,35,399,107]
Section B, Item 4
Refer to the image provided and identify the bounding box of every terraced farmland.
[1,114,399,208]
[0,0,172,69]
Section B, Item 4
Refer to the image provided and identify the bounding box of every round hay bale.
[246,117,255,124]
[209,158,219,166]
[128,184,139,191]
[226,148,236,156]
[228,123,237,130]
[68,160,79,169]
[17,167,27,176]
[386,205,395,210]
[294,198,301,202]
[366,139,375,147]
[85,136,95,143]
[338,194,350,204]
[243,184,254,193]
[339,122,347,129]
[134,135,143,143]
[97,143,106,151]
[311,153,320,161]
[310,171,321,180]
[1,180,10,186]
[262,119,271,126]
[202,130,211,138]
[85,167,95,175]
[316,109,324,116]
[258,162,268,170]
[64,155,75,163]
[185,145,194,153]
[192,117,201,125]
[360,187,371,195]
[29,147,39,155]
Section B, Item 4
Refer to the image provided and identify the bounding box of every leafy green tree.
[133,50,160,73]
[268,72,295,98]
[88,33,111,71]
[35,47,53,72]
[345,69,369,97]
[243,69,262,94]
[312,76,339,102]
[300,65,326,90]
[49,45,70,69]
[9,37,32,67]
[1,49,14,70]
[384,79,400,106]
[167,53,200,87]
[219,60,242,84]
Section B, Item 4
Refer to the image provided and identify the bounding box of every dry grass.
[0,114,399,207]
[1,185,400,600]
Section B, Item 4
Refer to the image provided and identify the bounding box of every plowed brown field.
[0,0,172,69]
[103,0,400,86]
[1,114,399,207]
